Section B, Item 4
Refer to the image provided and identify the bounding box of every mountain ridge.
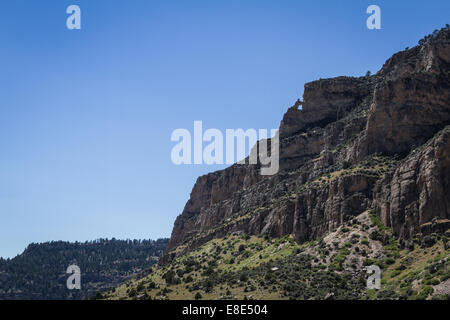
[102,27,450,300]
[0,238,168,299]
[162,27,450,264]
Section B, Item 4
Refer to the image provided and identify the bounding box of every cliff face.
[163,29,450,263]
[373,127,450,240]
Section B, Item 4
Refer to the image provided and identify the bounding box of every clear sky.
[0,0,448,258]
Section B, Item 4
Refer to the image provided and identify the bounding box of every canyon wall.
[162,29,450,263]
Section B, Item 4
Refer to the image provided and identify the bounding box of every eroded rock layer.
[162,29,450,264]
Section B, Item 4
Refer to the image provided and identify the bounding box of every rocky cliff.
[162,28,450,264]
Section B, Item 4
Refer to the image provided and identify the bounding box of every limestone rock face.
[365,34,450,157]
[373,126,450,239]
[162,29,450,263]
[279,76,374,138]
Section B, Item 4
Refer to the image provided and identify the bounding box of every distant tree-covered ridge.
[0,238,168,300]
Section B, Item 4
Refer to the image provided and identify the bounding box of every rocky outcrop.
[373,126,450,239]
[365,33,450,157]
[162,28,450,263]
[279,76,374,138]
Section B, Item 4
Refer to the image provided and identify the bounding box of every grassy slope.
[102,212,450,300]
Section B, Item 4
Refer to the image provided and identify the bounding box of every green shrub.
[363,258,380,266]
[370,230,382,241]
[440,271,450,282]
[390,269,402,278]
[128,288,137,297]
[369,213,387,231]
[240,273,249,282]
[429,278,440,285]
[421,234,438,248]
[421,286,434,297]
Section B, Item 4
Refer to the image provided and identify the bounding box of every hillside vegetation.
[103,213,450,300]
[103,26,450,301]
[0,238,168,299]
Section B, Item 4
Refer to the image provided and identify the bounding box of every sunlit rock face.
[162,29,450,264]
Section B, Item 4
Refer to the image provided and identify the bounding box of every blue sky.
[0,0,448,258]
